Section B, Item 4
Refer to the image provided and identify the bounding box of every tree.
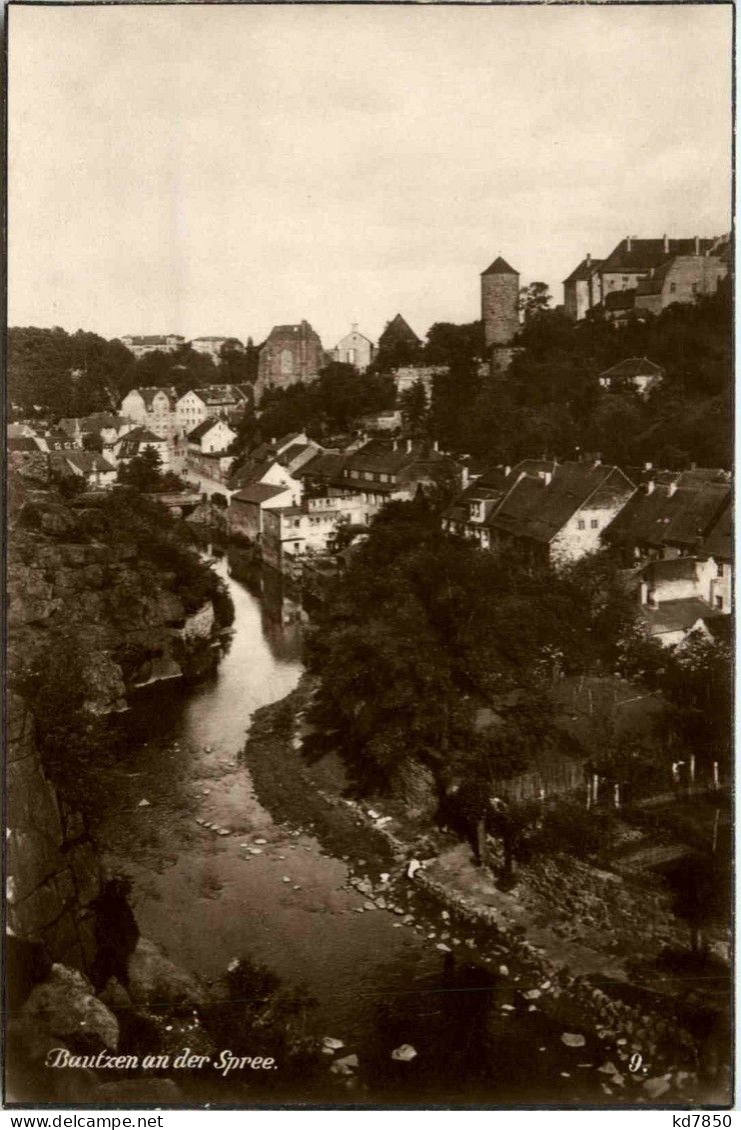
[519,282,552,322]
[399,379,428,432]
[117,447,163,492]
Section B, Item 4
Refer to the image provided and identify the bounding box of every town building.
[189,337,244,362]
[602,472,731,565]
[119,387,178,441]
[114,426,170,468]
[48,450,117,490]
[444,459,635,566]
[175,385,251,435]
[120,335,184,358]
[58,414,135,450]
[394,365,446,402]
[356,410,402,432]
[332,325,375,372]
[229,482,298,543]
[261,494,369,573]
[598,357,664,398]
[255,321,326,399]
[307,438,462,511]
[227,432,313,493]
[562,235,728,321]
[376,314,422,363]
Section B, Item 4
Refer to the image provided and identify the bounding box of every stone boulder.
[127,938,206,1012]
[21,964,119,1050]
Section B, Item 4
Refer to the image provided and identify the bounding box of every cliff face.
[8,490,224,712]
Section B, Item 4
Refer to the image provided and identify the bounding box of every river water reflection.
[93,549,602,1104]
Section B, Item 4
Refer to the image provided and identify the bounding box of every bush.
[536,800,619,859]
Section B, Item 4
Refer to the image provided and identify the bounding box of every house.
[603,474,731,565]
[563,255,603,321]
[120,387,178,441]
[634,558,728,647]
[120,334,184,358]
[185,418,237,485]
[8,422,39,440]
[444,459,636,566]
[39,428,78,452]
[634,254,729,316]
[114,426,170,468]
[7,434,44,454]
[48,450,118,490]
[59,414,135,451]
[175,385,251,435]
[227,432,310,493]
[332,325,375,372]
[563,235,724,321]
[255,321,326,399]
[699,500,733,615]
[261,494,369,572]
[598,358,664,398]
[229,481,297,543]
[324,438,462,511]
[189,337,243,362]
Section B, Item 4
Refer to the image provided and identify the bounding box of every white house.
[176,385,250,435]
[187,418,237,455]
[114,426,170,468]
[189,337,243,362]
[120,335,184,359]
[332,325,375,372]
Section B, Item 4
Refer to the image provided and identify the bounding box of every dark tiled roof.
[8,435,41,452]
[55,451,116,475]
[641,598,721,637]
[129,386,178,410]
[187,418,229,442]
[481,256,519,276]
[701,502,733,561]
[191,384,247,406]
[601,238,716,273]
[232,482,290,505]
[378,314,421,347]
[488,462,633,544]
[605,481,730,552]
[563,257,603,284]
[278,443,313,466]
[599,357,664,380]
[296,452,349,480]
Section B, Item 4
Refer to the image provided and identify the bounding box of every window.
[364,471,373,481]
[380,473,388,483]
[716,596,724,611]
[692,282,699,294]
[669,283,677,294]
[577,519,585,530]
[590,519,598,529]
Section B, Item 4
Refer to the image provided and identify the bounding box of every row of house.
[443,458,732,648]
[119,383,252,442]
[120,334,245,361]
[563,233,730,322]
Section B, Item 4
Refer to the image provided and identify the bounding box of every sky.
[8,3,733,351]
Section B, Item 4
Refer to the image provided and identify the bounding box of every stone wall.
[7,694,101,973]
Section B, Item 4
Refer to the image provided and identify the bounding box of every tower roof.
[481,256,519,277]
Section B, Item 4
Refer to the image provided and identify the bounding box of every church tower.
[481,256,520,349]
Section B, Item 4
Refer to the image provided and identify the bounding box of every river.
[93,550,613,1105]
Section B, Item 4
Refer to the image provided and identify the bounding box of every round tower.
[481,256,520,348]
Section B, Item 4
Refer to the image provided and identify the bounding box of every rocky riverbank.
[243,675,731,1107]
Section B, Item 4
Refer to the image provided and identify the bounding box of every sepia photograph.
[4,0,734,1110]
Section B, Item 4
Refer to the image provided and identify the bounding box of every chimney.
[586,253,591,268]
[639,581,649,605]
[392,439,398,451]
[694,236,700,255]
[406,438,413,454]
[644,461,653,471]
[668,481,677,497]
[663,233,669,254]
[646,480,655,495]
[461,466,469,488]
[626,236,632,252]
[432,439,439,453]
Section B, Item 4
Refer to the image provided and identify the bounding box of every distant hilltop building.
[332,324,375,372]
[378,314,421,354]
[189,336,244,362]
[120,334,184,359]
[256,320,326,400]
[563,234,730,321]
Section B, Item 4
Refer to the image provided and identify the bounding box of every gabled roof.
[190,384,247,406]
[53,450,117,475]
[188,418,234,442]
[481,256,519,277]
[563,257,603,284]
[604,480,730,552]
[641,598,721,638]
[487,462,633,544]
[8,435,42,453]
[296,451,349,481]
[601,237,716,273]
[643,557,699,585]
[125,386,178,409]
[378,314,421,347]
[119,426,164,444]
[599,357,665,380]
[232,482,291,505]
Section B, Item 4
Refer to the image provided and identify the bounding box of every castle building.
[255,321,326,400]
[481,256,520,373]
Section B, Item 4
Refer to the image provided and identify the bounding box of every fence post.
[613,783,620,810]
[713,761,720,790]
